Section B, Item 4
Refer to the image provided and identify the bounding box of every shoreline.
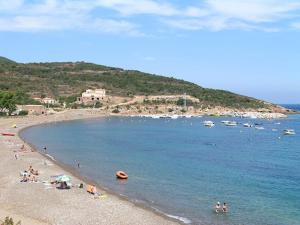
[0,109,182,225]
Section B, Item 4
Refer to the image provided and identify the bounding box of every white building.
[42,97,59,105]
[77,89,106,104]
[34,97,58,105]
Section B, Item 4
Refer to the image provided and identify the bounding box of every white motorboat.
[225,121,237,126]
[255,126,265,130]
[284,129,296,135]
[221,120,230,124]
[243,123,252,128]
[204,121,215,127]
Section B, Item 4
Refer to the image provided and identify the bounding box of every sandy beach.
[0,109,180,225]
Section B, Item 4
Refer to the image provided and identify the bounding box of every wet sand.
[0,109,180,225]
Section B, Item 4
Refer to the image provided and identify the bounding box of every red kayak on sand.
[1,133,15,136]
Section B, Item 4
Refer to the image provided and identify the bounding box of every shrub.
[18,110,28,116]
[94,101,103,108]
[0,112,7,117]
[1,216,21,225]
[112,109,120,113]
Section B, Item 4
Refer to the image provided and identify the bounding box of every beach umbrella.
[56,175,71,183]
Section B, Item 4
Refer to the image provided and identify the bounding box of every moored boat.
[255,126,264,130]
[225,121,237,126]
[284,129,296,135]
[203,121,215,127]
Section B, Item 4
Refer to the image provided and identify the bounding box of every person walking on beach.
[14,153,18,160]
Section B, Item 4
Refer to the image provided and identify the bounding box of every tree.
[0,91,17,115]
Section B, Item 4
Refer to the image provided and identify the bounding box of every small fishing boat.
[116,171,128,179]
[284,129,296,135]
[1,133,15,136]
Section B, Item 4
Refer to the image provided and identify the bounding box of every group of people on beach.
[215,202,228,213]
[20,165,39,183]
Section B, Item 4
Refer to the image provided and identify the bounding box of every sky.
[0,0,300,103]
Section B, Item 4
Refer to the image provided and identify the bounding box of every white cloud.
[0,0,24,11]
[94,0,179,16]
[164,0,300,31]
[205,0,300,23]
[291,22,300,29]
[0,0,142,35]
[0,0,300,33]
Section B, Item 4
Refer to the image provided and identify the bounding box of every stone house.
[17,105,47,115]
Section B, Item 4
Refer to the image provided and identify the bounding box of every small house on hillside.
[77,89,106,104]
[17,105,47,115]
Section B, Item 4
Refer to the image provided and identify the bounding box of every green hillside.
[0,57,269,109]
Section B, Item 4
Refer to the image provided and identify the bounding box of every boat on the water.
[116,171,128,179]
[203,121,215,128]
[221,120,230,124]
[243,123,252,128]
[225,121,237,126]
[255,126,265,130]
[284,129,296,135]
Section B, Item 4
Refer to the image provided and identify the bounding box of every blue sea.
[20,114,300,225]
[281,104,300,111]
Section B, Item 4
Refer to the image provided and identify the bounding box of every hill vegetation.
[0,56,270,109]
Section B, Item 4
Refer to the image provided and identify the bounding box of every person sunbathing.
[91,186,97,194]
[31,170,39,176]
[31,176,38,182]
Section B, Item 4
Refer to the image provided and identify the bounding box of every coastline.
[0,109,181,225]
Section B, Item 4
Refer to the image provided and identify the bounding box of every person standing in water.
[222,202,228,213]
[215,202,221,213]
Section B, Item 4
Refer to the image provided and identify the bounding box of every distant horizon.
[1,1,299,103]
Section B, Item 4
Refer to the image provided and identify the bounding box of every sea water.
[20,114,300,225]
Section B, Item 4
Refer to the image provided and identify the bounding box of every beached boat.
[284,129,296,135]
[203,121,215,127]
[1,133,15,136]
